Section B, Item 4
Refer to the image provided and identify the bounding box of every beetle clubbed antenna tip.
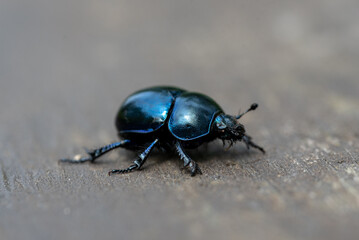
[236,103,259,119]
[250,103,258,111]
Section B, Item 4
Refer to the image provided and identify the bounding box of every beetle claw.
[189,160,202,176]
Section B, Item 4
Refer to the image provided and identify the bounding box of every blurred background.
[1,0,358,240]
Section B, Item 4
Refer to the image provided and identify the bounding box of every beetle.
[60,86,265,176]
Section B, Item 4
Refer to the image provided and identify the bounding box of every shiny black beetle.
[61,86,264,176]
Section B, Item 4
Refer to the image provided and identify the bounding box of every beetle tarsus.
[86,140,132,162]
[108,139,159,176]
[189,160,202,176]
[108,164,138,175]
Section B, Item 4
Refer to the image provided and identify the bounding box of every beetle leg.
[242,135,265,154]
[60,139,133,163]
[175,141,202,176]
[108,139,159,175]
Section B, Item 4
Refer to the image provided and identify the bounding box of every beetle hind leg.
[108,139,159,175]
[175,141,202,176]
[60,139,133,163]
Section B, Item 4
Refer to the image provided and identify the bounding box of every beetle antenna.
[236,103,258,119]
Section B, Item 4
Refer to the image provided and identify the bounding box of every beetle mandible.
[60,86,265,176]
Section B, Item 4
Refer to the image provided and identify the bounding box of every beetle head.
[214,103,258,146]
[214,114,245,143]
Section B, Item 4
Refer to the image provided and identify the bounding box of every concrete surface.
[1,0,359,240]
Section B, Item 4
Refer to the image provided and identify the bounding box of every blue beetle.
[61,86,264,176]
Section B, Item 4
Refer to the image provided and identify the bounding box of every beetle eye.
[216,122,226,130]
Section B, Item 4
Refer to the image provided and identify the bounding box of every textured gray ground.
[1,1,359,240]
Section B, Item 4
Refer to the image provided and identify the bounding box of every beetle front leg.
[175,141,202,176]
[242,135,265,154]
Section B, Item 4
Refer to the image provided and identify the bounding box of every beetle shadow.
[185,142,264,166]
[88,141,263,170]
[88,148,173,167]
[149,141,263,170]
